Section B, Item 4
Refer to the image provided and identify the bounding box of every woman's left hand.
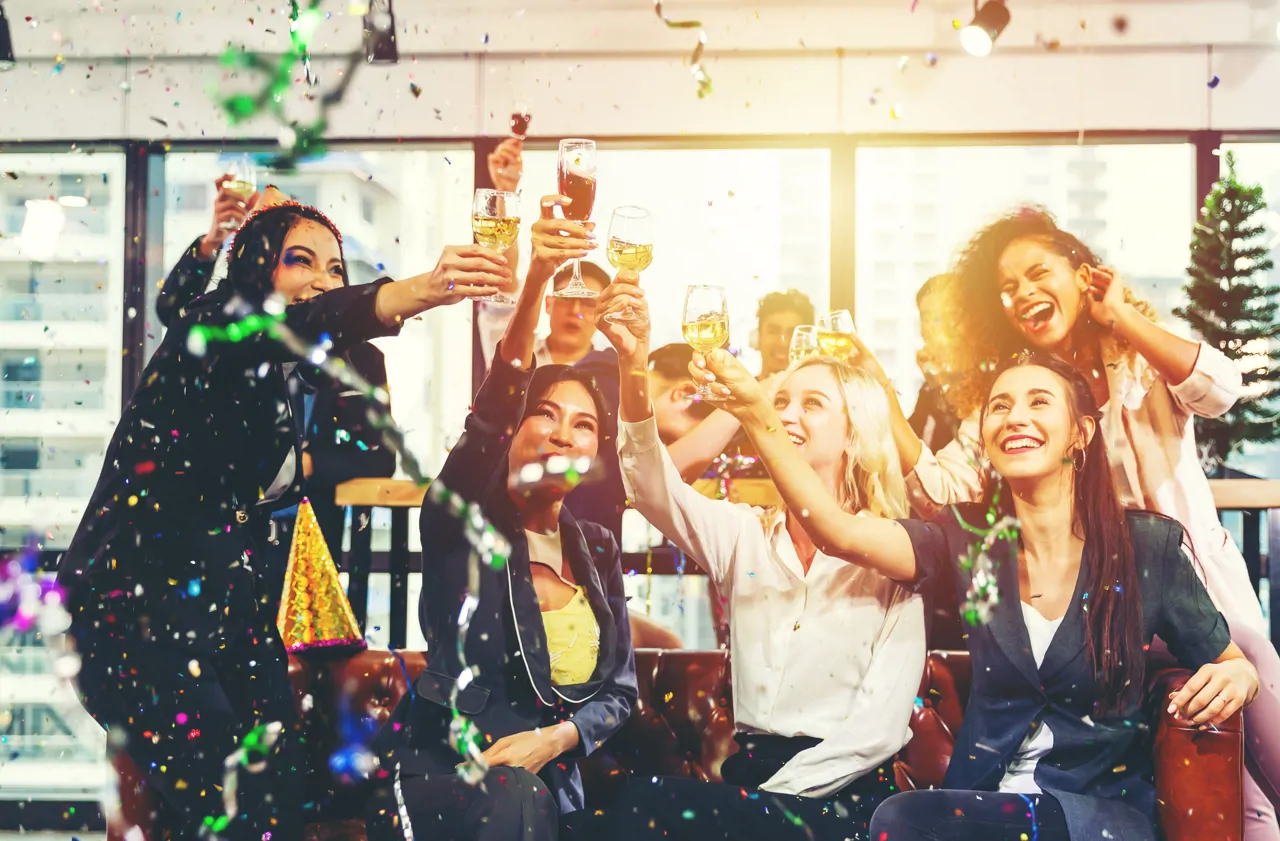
[594,271,649,361]
[691,348,768,417]
[478,723,578,775]
[1084,265,1129,330]
[488,138,523,192]
[1168,659,1259,728]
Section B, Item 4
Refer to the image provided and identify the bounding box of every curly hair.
[940,207,1158,416]
[224,202,346,305]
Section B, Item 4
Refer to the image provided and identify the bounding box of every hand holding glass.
[554,139,599,299]
[682,285,729,402]
[219,155,258,231]
[604,206,653,324]
[789,325,820,364]
[471,188,520,305]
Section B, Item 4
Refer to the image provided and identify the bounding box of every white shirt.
[619,413,926,799]
[998,603,1064,794]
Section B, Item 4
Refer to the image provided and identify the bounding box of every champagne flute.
[471,188,520,305]
[604,206,653,324]
[817,309,856,359]
[219,155,258,231]
[789,325,820,364]
[554,139,598,299]
[682,285,730,403]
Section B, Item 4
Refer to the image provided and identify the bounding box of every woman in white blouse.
[863,207,1280,840]
[594,272,925,841]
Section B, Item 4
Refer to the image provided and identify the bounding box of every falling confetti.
[1208,75,1221,89]
[654,1,712,98]
[409,82,422,98]
[950,487,1019,626]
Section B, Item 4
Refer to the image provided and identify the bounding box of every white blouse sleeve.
[619,413,754,584]
[905,412,986,517]
[758,584,926,798]
[1167,341,1241,419]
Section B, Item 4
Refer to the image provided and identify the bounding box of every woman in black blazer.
[690,349,1259,841]
[368,196,637,841]
[59,202,512,841]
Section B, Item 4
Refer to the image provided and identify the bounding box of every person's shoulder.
[1123,509,1184,561]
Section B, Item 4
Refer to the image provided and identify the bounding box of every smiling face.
[773,363,851,486]
[996,237,1091,350]
[506,378,601,501]
[271,219,347,304]
[759,309,807,377]
[981,364,1093,483]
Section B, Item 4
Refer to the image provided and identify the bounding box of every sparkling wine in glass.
[789,325,820,364]
[554,139,598,299]
[682,285,730,402]
[219,155,258,230]
[604,206,653,324]
[471,188,520,306]
[817,309,856,359]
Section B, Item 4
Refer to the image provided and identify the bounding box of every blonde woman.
[595,272,925,841]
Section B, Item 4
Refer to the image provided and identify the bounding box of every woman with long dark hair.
[59,202,511,841]
[691,347,1259,841]
[367,195,636,841]
[859,207,1280,839]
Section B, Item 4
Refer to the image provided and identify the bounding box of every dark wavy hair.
[981,350,1144,717]
[224,202,346,304]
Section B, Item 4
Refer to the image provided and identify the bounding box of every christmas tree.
[1175,150,1280,470]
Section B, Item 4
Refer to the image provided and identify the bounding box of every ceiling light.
[960,0,1011,58]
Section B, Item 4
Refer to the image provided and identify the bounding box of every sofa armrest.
[1149,668,1243,841]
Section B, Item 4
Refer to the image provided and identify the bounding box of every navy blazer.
[377,356,637,815]
[901,507,1232,841]
[59,278,401,649]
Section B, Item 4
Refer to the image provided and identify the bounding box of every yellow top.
[542,587,600,687]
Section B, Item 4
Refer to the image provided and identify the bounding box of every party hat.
[277,499,367,653]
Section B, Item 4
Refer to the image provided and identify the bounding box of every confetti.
[654,1,712,98]
[951,486,1019,626]
[409,82,422,98]
[1208,75,1221,89]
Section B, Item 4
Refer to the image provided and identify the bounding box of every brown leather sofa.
[109,648,1242,841]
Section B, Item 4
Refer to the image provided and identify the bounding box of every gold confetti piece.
[654,1,712,98]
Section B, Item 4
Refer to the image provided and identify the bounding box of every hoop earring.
[1073,446,1087,473]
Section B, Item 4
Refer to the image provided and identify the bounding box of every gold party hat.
[277,499,367,653]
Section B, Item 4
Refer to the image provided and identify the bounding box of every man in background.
[755,289,815,378]
[907,274,961,453]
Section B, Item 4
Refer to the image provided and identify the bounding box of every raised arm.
[695,347,918,581]
[497,195,596,369]
[904,414,986,517]
[666,410,746,483]
[847,332,931,478]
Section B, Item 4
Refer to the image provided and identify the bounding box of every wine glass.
[471,188,520,305]
[219,155,258,231]
[604,206,653,324]
[497,108,531,183]
[682,285,729,403]
[789,325,820,364]
[553,139,598,299]
[817,309,856,359]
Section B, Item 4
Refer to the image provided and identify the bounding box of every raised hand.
[689,348,767,417]
[1084,265,1128,330]
[595,270,648,360]
[488,138,524,193]
[406,245,514,309]
[199,175,256,259]
[529,195,597,277]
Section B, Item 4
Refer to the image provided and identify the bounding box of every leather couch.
[109,648,1242,841]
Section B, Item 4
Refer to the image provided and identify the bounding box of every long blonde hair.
[788,356,910,519]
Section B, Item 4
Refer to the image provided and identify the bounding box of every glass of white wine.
[682,285,729,403]
[789,325,820,364]
[472,188,520,305]
[604,206,653,324]
[817,309,855,359]
[220,155,258,230]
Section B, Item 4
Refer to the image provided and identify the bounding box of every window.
[0,152,126,551]
[854,144,1196,416]
[155,148,475,649]
[517,147,832,375]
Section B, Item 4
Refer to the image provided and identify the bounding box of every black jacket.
[378,357,637,815]
[901,508,1232,841]
[59,278,402,649]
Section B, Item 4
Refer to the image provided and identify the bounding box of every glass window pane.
[853,144,1196,415]
[1213,143,1280,480]
[0,152,128,551]
[518,147,832,374]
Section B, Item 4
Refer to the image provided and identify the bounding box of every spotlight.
[0,2,15,72]
[960,0,1011,58]
[363,0,398,65]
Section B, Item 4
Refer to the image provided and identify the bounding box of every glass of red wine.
[553,138,599,299]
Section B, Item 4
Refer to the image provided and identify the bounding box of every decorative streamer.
[214,0,363,170]
[654,1,712,98]
[702,452,760,500]
[950,486,1019,626]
